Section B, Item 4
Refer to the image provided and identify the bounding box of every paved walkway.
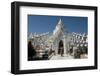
[50,54,74,60]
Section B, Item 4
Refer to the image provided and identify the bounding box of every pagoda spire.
[58,18,62,25]
[57,18,64,29]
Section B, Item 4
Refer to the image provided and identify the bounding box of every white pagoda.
[28,18,88,56]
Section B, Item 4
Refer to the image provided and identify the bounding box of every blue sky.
[28,15,88,34]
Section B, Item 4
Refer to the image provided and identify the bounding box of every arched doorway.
[58,40,64,54]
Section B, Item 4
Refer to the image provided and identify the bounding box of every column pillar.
[63,35,67,56]
[54,40,58,55]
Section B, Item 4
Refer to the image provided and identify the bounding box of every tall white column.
[63,36,67,56]
[54,40,58,55]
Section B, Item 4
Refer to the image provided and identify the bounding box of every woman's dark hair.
[28,41,33,48]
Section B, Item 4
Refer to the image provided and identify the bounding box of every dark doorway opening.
[58,40,64,54]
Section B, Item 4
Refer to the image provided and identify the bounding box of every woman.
[28,41,36,60]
